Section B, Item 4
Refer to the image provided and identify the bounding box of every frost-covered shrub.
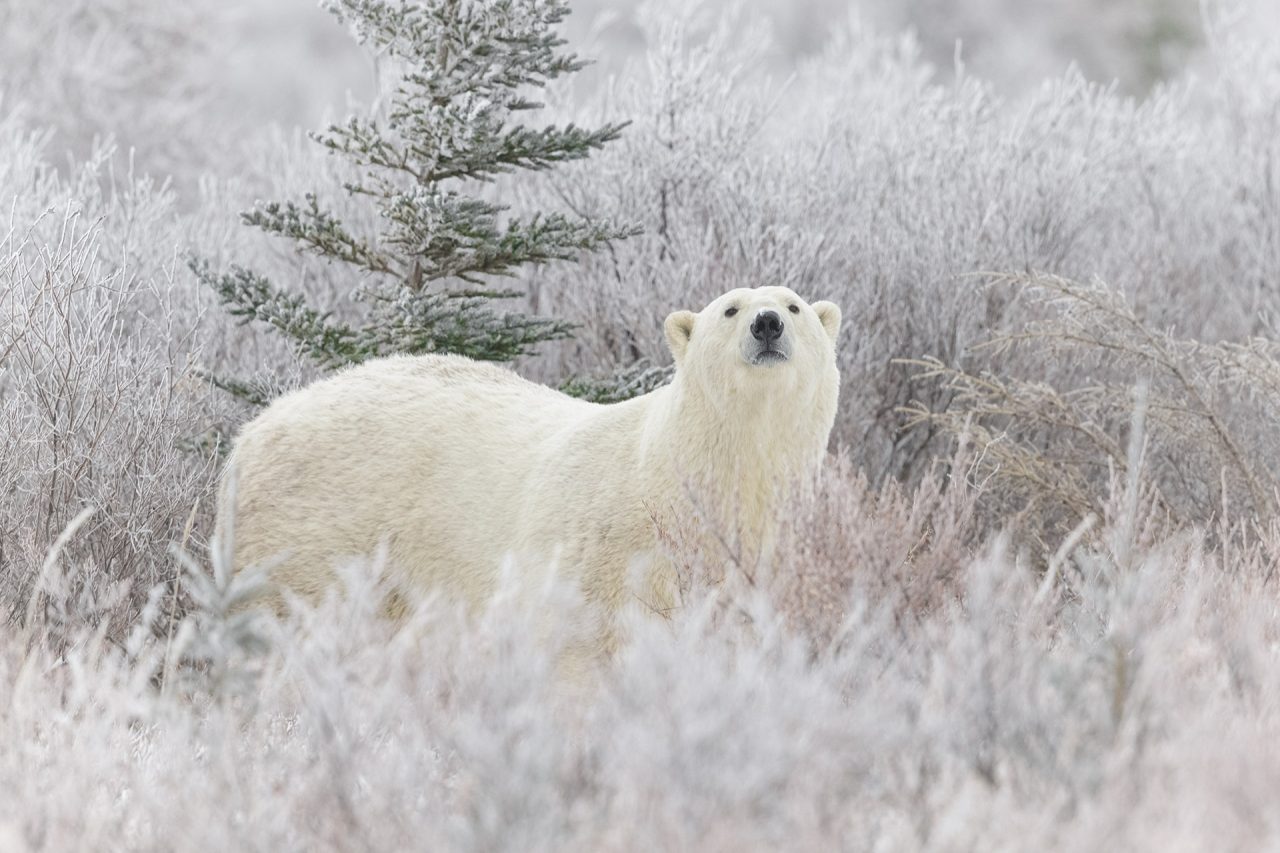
[0,123,239,630]
[567,0,1207,94]
[0,0,368,194]
[905,273,1280,544]
[868,0,1202,92]
[2,1,1280,848]
[514,2,1280,499]
[0,0,230,185]
[4,488,1280,850]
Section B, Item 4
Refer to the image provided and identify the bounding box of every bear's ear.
[664,310,697,361]
[812,301,842,344]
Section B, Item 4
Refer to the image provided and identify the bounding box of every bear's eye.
[788,304,800,314]
[724,307,738,318]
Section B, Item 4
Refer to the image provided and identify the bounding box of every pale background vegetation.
[3,0,1280,849]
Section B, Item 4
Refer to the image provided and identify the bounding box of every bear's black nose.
[751,310,784,343]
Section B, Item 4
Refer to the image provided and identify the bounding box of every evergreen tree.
[194,0,635,392]
[557,358,674,404]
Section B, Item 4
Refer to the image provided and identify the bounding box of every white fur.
[218,286,841,663]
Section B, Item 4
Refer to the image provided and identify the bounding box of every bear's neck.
[641,375,826,551]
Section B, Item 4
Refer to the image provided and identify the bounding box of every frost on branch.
[193,0,636,398]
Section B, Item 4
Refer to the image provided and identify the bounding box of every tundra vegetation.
[2,0,1280,848]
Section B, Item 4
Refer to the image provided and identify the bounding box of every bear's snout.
[751,310,784,344]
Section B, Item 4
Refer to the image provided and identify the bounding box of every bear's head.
[663,286,842,407]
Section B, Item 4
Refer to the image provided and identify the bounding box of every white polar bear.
[217,286,841,653]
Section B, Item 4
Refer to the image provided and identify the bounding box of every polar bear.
[217,286,841,653]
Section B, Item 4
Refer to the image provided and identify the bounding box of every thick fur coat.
[218,286,841,657]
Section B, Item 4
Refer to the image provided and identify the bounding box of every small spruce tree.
[194,0,635,394]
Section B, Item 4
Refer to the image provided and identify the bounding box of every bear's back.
[248,353,587,434]
[342,352,568,399]
[221,353,603,604]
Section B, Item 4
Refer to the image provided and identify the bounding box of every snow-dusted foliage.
[196,0,637,388]
[5,468,1280,850]
[3,0,1280,849]
[0,129,230,631]
[523,1,1280,489]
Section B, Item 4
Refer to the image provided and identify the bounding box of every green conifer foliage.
[194,0,635,394]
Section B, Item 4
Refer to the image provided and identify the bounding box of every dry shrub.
[648,443,982,655]
[903,272,1280,548]
[769,447,981,650]
[515,4,1280,487]
[0,0,229,186]
[0,140,233,633]
[7,471,1280,851]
